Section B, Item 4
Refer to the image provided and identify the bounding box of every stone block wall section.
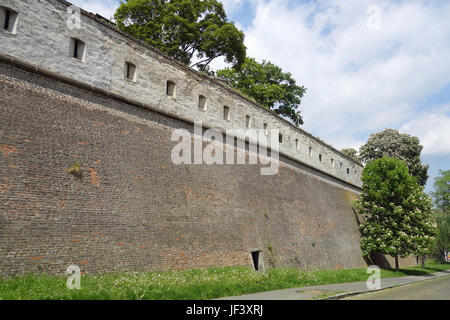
[0,0,363,188]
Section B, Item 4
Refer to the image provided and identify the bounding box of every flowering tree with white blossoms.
[359,129,429,187]
[354,157,436,270]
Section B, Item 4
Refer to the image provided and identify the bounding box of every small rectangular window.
[309,147,313,157]
[125,62,137,81]
[263,123,268,135]
[347,168,350,175]
[279,133,283,144]
[1,7,18,34]
[331,159,334,167]
[319,154,322,162]
[251,251,261,271]
[70,38,86,62]
[4,8,9,30]
[340,162,343,170]
[74,39,79,58]
[223,105,230,121]
[198,95,207,111]
[295,139,299,151]
[167,81,176,97]
[246,115,251,128]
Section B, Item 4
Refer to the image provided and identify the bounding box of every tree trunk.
[395,255,399,271]
[421,255,426,269]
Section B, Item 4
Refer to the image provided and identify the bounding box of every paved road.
[218,271,450,300]
[344,274,450,300]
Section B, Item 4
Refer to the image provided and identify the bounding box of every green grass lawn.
[1,260,449,300]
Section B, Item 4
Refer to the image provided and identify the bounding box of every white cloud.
[221,0,255,15]
[221,0,245,12]
[69,0,119,20]
[325,134,365,153]
[241,0,450,155]
[400,105,450,155]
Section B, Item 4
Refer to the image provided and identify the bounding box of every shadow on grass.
[385,265,450,277]
[397,269,435,276]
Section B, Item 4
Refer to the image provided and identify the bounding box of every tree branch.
[200,58,214,70]
[190,58,212,69]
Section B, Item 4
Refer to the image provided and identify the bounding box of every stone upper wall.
[0,0,362,188]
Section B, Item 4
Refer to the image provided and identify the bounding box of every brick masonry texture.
[0,61,388,278]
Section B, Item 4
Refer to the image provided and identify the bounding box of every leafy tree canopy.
[354,157,436,270]
[114,0,247,71]
[216,57,307,126]
[359,129,429,186]
[431,169,450,212]
[430,170,450,261]
[433,211,450,262]
[340,148,361,164]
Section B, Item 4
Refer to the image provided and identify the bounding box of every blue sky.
[70,0,450,193]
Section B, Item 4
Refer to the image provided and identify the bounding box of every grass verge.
[0,260,449,300]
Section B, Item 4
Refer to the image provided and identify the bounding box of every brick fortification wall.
[0,0,416,277]
[0,0,363,188]
[0,60,371,277]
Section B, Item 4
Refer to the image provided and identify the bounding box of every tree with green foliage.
[216,57,307,126]
[431,170,450,212]
[354,157,436,270]
[114,0,246,71]
[433,212,450,262]
[430,170,450,262]
[340,148,361,164]
[359,129,429,186]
